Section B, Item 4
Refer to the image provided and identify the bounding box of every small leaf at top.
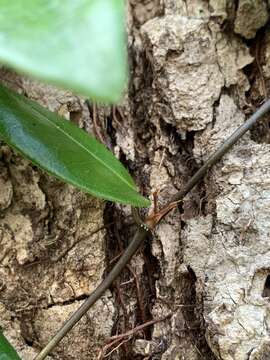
[0,330,21,360]
[0,0,127,102]
[0,85,150,207]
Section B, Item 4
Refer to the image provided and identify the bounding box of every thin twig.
[127,265,146,324]
[255,34,267,99]
[106,313,172,343]
[114,280,129,330]
[34,99,270,360]
[98,337,131,359]
[97,337,124,360]
[104,338,130,358]
[98,314,172,359]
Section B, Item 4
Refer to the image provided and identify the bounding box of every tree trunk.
[1,1,270,359]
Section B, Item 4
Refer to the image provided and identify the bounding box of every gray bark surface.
[1,1,270,359]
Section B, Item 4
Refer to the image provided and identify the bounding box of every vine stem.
[34,99,270,360]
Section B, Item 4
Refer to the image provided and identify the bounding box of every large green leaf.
[0,0,127,102]
[0,331,21,360]
[0,85,150,207]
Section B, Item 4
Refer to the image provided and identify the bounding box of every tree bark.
[1,1,270,359]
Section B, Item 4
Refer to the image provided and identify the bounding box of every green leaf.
[0,331,21,360]
[0,0,127,102]
[0,85,150,207]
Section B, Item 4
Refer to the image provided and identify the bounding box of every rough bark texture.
[1,1,270,360]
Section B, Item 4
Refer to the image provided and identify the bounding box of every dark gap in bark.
[103,203,131,358]
[129,49,155,197]
[69,110,82,124]
[245,28,268,87]
[214,1,237,34]
[181,130,197,160]
[23,337,34,346]
[243,27,270,144]
[249,112,270,144]
[19,310,39,350]
[181,266,217,360]
[133,84,155,149]
[104,203,154,359]
[175,130,211,219]
[234,0,240,12]
[142,236,161,340]
[129,0,164,28]
[262,274,270,298]
[106,108,118,148]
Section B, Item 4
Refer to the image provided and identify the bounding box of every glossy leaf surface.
[0,85,150,207]
[0,0,127,102]
[0,331,21,360]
